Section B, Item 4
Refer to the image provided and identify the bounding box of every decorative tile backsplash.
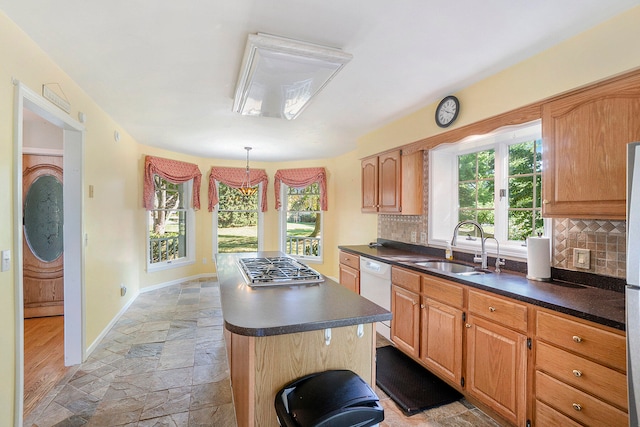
[377,151,627,279]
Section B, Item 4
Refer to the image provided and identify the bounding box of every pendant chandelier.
[238,147,258,197]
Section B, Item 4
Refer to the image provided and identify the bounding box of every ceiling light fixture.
[238,147,258,197]
[233,33,352,120]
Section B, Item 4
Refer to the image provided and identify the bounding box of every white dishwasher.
[359,257,392,339]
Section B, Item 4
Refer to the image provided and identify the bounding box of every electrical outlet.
[202,257,207,264]
[573,248,591,269]
[411,231,417,243]
[420,232,427,244]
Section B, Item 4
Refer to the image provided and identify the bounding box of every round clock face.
[435,96,459,128]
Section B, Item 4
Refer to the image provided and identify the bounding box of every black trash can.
[274,369,384,427]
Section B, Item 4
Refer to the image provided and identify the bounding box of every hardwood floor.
[23,315,70,418]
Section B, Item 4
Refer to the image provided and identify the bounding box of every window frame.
[428,120,549,259]
[278,182,324,263]
[212,181,264,256]
[146,176,196,272]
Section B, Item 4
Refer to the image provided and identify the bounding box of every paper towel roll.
[527,236,551,281]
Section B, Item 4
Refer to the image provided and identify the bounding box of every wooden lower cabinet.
[338,251,360,293]
[388,267,628,427]
[534,309,628,427]
[391,284,420,358]
[420,297,463,386]
[465,314,528,426]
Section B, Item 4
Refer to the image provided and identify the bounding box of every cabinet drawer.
[339,251,359,270]
[536,341,627,410]
[536,310,626,371]
[392,266,421,293]
[535,371,628,427]
[467,290,527,332]
[535,400,583,427]
[421,275,464,308]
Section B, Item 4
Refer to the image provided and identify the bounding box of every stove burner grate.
[238,256,324,286]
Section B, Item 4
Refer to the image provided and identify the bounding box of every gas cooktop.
[238,256,324,287]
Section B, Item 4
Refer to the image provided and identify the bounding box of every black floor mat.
[376,345,462,415]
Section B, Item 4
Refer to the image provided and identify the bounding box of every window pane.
[508,141,535,175]
[149,177,187,264]
[458,182,476,208]
[508,177,534,208]
[284,183,321,258]
[477,150,495,179]
[508,210,533,241]
[218,183,259,253]
[478,180,494,208]
[458,153,476,181]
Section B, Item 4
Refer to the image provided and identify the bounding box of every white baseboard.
[85,273,217,358]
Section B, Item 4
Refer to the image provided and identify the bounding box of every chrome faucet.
[451,220,487,269]
[484,236,505,273]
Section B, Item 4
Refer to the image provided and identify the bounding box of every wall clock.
[435,95,460,128]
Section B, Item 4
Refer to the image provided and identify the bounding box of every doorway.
[13,81,85,427]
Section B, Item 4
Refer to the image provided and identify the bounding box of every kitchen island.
[215,252,391,427]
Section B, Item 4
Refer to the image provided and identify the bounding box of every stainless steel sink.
[413,260,490,275]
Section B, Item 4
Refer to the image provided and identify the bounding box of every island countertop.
[215,251,392,337]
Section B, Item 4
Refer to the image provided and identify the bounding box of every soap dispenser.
[445,242,453,260]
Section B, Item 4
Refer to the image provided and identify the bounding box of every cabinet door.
[339,264,360,294]
[465,315,527,427]
[420,298,463,387]
[361,156,379,212]
[391,285,420,358]
[378,151,402,213]
[542,72,640,219]
[400,150,423,215]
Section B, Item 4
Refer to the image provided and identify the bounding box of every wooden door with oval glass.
[22,155,64,318]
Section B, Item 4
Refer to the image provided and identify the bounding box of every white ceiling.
[2,1,638,161]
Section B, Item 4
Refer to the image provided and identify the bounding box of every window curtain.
[143,155,202,210]
[208,167,269,212]
[274,167,328,211]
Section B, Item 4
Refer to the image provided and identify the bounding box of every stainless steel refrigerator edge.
[627,142,640,426]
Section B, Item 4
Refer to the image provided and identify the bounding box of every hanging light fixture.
[238,147,258,197]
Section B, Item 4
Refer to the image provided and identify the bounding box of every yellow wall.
[357,6,640,155]
[2,5,640,426]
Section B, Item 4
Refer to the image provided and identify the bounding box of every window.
[213,182,263,253]
[429,121,546,258]
[279,182,323,262]
[147,175,195,270]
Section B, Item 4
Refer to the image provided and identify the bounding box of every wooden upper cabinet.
[361,150,423,214]
[361,156,379,213]
[542,71,640,219]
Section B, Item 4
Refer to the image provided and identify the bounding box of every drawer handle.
[572,403,582,412]
[572,335,583,343]
[489,306,496,312]
[572,369,582,377]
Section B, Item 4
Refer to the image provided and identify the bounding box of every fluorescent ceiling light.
[233,33,352,120]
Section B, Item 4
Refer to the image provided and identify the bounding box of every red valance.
[274,167,328,211]
[143,155,202,210]
[208,167,269,212]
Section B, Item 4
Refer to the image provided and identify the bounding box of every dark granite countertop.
[339,245,626,331]
[215,251,392,337]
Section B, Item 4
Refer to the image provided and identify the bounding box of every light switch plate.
[1,250,10,272]
[573,248,591,269]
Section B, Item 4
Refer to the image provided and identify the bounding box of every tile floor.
[26,279,500,426]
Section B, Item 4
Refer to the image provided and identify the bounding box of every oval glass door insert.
[24,174,64,262]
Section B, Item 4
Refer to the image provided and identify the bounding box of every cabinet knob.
[489,306,496,312]
[420,304,425,309]
[572,335,583,343]
[572,403,582,412]
[572,369,582,377]
[466,323,471,328]
[543,199,549,204]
